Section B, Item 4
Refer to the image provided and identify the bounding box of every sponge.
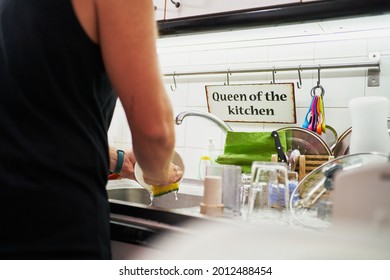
[134,151,184,198]
[150,182,179,197]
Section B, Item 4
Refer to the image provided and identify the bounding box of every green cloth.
[215,131,287,173]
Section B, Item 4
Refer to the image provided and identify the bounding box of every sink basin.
[107,187,203,209]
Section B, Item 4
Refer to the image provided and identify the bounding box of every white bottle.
[199,155,212,180]
[207,138,216,163]
[198,138,216,180]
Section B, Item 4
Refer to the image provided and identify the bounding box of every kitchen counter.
[107,178,390,259]
[106,176,327,237]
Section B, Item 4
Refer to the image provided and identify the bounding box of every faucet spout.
[175,110,233,132]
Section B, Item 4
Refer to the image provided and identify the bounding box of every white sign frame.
[205,83,296,124]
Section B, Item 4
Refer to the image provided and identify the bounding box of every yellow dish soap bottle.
[198,138,216,180]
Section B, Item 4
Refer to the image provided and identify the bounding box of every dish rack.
[298,155,334,181]
[272,154,334,181]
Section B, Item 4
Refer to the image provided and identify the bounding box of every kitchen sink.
[107,187,203,209]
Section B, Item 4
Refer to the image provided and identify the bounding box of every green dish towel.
[215,131,287,173]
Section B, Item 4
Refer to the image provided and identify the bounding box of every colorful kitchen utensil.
[303,84,327,136]
[302,96,314,129]
[316,95,323,134]
[320,96,326,133]
[309,95,318,132]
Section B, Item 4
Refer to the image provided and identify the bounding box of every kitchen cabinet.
[165,0,299,20]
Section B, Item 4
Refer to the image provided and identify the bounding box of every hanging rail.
[162,61,380,77]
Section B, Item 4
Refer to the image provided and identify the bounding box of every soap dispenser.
[198,138,216,180]
[207,138,216,162]
[199,155,212,180]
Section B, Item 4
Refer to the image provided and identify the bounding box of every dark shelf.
[158,0,390,36]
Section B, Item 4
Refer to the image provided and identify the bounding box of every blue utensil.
[302,97,314,129]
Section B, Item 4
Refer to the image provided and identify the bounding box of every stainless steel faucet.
[175,110,233,132]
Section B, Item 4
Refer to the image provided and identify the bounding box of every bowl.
[134,151,185,192]
[289,152,389,230]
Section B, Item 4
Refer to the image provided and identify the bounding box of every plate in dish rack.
[332,127,351,158]
[277,126,332,156]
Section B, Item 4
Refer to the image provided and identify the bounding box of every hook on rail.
[170,0,181,8]
[170,72,177,91]
[296,65,302,89]
[224,69,231,85]
[316,65,321,87]
[271,67,276,84]
[311,65,325,97]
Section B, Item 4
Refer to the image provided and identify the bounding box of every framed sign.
[206,83,296,124]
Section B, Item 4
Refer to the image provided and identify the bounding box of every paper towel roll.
[202,176,222,205]
[349,96,390,155]
[200,176,224,216]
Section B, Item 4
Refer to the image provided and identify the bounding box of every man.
[0,0,181,259]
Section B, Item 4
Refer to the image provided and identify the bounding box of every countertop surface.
[107,178,390,259]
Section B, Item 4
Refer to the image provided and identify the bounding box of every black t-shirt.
[0,0,116,259]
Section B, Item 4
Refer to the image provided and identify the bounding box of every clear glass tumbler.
[246,162,289,220]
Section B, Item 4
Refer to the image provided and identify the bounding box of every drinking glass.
[245,162,289,220]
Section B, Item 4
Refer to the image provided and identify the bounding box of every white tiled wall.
[108,13,390,179]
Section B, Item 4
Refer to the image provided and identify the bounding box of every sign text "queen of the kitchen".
[206,83,296,123]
